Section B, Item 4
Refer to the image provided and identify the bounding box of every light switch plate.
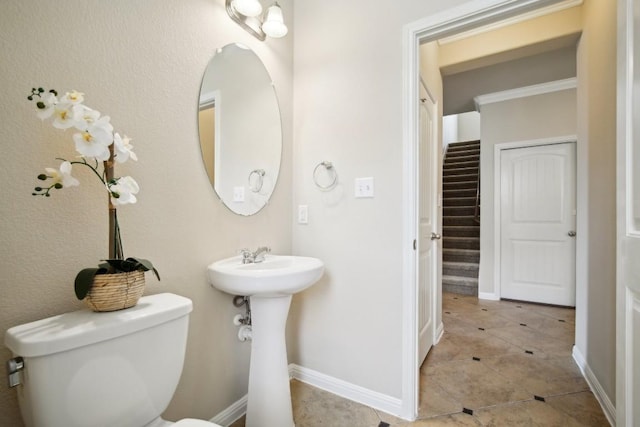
[355,177,374,198]
[298,205,308,224]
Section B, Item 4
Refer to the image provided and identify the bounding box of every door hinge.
[413,239,417,250]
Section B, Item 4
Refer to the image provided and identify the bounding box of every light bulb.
[231,0,262,17]
[262,3,288,38]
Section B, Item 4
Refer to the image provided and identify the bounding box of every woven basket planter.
[84,270,146,312]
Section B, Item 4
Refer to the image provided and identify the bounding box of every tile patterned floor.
[230,292,610,426]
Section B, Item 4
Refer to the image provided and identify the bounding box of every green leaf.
[101,257,161,281]
[129,257,161,281]
[74,267,107,300]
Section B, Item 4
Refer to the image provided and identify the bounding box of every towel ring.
[313,161,338,190]
[248,169,265,192]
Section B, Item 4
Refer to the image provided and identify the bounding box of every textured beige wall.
[0,1,292,425]
[290,0,470,400]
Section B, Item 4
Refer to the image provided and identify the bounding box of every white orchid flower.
[72,115,114,161]
[113,133,137,163]
[44,161,79,188]
[36,92,58,120]
[60,90,84,105]
[51,102,76,129]
[72,104,101,130]
[107,176,139,205]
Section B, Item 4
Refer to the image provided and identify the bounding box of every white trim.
[288,364,404,418]
[617,1,634,424]
[402,0,568,420]
[474,78,577,111]
[478,291,500,301]
[492,135,577,300]
[210,394,247,427]
[434,322,444,344]
[572,346,617,426]
[438,0,583,44]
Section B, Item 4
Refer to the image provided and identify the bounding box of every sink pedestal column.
[245,295,294,427]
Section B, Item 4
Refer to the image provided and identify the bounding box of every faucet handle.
[253,246,271,263]
[239,248,253,263]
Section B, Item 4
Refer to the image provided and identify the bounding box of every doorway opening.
[402,0,585,420]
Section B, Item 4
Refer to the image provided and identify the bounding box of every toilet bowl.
[4,293,222,427]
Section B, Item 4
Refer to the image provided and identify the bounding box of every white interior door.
[500,142,576,306]
[618,0,640,422]
[417,81,438,365]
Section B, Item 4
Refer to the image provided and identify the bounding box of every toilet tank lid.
[4,293,193,358]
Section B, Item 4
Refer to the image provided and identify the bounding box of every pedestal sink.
[207,254,324,427]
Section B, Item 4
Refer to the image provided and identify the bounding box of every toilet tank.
[4,293,193,427]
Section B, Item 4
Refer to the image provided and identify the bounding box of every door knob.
[568,231,576,237]
[430,232,441,240]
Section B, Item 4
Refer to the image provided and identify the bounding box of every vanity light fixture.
[226,0,288,41]
[231,0,262,17]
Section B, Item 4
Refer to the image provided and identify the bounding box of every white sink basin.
[207,254,324,297]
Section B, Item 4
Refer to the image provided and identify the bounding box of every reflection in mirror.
[198,43,282,216]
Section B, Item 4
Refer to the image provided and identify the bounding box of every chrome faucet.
[240,246,271,264]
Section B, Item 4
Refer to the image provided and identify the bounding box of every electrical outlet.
[233,186,245,202]
[298,205,308,224]
[355,177,374,198]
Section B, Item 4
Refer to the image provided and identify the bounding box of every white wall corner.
[210,394,247,427]
[571,346,616,426]
[288,364,404,420]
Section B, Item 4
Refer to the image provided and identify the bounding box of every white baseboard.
[435,322,444,344]
[210,394,247,427]
[572,346,616,426]
[210,365,404,426]
[478,291,499,301]
[288,364,404,419]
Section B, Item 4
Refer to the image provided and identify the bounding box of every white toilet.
[4,293,222,427]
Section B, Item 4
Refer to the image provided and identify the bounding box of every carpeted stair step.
[444,180,477,191]
[442,275,478,296]
[443,197,477,207]
[444,160,479,170]
[443,261,480,278]
[443,248,480,263]
[446,148,480,159]
[445,151,480,160]
[447,140,480,150]
[444,188,477,198]
[443,167,478,177]
[443,225,480,237]
[443,215,478,226]
[443,236,480,250]
[444,206,476,216]
[443,173,479,183]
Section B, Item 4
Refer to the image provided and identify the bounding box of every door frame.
[493,136,577,301]
[617,0,636,423]
[401,0,570,420]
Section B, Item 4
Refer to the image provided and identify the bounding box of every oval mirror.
[198,43,282,216]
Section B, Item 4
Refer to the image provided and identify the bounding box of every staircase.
[442,140,480,296]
